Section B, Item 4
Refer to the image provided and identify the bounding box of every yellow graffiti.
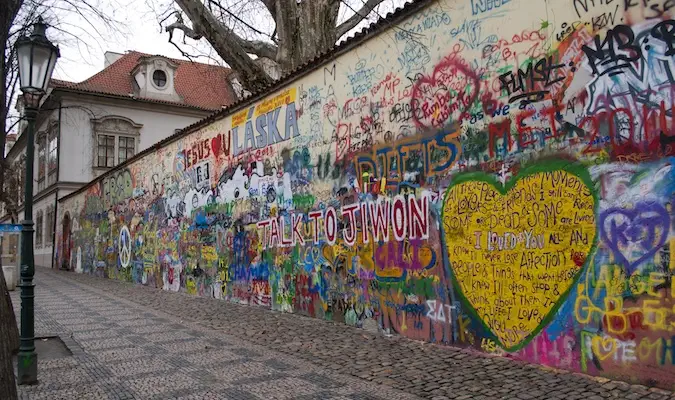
[232,109,248,128]
[186,276,196,295]
[321,236,374,277]
[575,264,675,335]
[442,169,596,349]
[481,337,502,354]
[232,88,297,128]
[590,264,673,299]
[140,222,158,269]
[591,335,618,360]
[202,246,218,264]
[255,88,296,116]
[457,314,474,345]
[166,238,178,260]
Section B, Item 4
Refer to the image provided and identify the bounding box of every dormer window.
[131,56,181,102]
[153,70,167,88]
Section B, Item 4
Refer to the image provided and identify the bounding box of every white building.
[0,50,237,267]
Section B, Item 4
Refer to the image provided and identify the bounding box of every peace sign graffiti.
[119,225,131,269]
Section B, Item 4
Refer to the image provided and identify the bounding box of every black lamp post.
[15,16,59,385]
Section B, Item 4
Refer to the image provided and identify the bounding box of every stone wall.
[57,0,675,389]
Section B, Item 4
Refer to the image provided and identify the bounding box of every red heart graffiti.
[211,131,231,158]
[211,134,223,158]
[411,57,480,129]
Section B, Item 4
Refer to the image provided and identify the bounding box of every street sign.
[0,224,22,233]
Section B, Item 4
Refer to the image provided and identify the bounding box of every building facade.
[1,51,236,267]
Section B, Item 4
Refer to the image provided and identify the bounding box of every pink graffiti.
[411,56,480,128]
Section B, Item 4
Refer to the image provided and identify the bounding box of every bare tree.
[0,0,24,220]
[0,0,27,395]
[2,0,126,215]
[0,1,124,397]
[163,0,398,94]
[0,270,18,399]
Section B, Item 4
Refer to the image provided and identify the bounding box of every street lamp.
[15,16,59,385]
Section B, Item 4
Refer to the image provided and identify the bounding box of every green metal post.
[17,105,38,385]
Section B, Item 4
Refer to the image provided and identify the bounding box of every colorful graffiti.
[442,162,597,350]
[57,0,675,390]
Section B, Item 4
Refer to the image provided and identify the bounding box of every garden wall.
[57,0,675,389]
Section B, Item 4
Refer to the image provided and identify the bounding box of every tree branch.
[207,0,271,39]
[239,39,277,60]
[205,1,278,59]
[165,13,202,40]
[165,11,276,61]
[172,0,275,93]
[261,0,276,18]
[336,0,386,39]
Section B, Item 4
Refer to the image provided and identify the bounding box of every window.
[16,157,25,206]
[118,136,135,164]
[97,135,135,167]
[1,176,7,217]
[35,210,43,248]
[97,135,116,167]
[93,117,141,169]
[37,136,46,191]
[48,126,58,185]
[153,70,167,87]
[45,205,55,247]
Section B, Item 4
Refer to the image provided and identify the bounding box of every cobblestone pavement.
[12,267,675,400]
[11,268,417,400]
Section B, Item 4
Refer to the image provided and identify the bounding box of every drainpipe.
[49,101,62,269]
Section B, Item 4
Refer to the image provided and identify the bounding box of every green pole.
[17,105,38,385]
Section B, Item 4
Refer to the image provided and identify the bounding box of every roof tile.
[51,51,236,111]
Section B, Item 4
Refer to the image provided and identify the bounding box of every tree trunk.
[174,0,275,94]
[275,0,339,73]
[0,266,19,400]
[297,0,339,64]
[170,0,386,91]
[2,269,19,353]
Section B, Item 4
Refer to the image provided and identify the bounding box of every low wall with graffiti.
[57,0,675,389]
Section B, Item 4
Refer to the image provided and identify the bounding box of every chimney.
[104,51,124,68]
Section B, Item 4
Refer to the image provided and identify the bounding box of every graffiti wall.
[57,0,675,388]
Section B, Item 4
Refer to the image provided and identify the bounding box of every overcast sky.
[51,0,200,83]
[49,0,404,83]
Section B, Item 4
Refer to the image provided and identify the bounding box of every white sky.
[51,0,199,82]
[49,0,404,83]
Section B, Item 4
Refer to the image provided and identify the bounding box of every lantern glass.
[16,41,34,91]
[16,18,59,97]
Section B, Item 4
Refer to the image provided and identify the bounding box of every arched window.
[37,134,46,191]
[47,123,58,185]
[16,156,25,206]
[36,210,44,248]
[45,205,55,247]
[92,116,142,168]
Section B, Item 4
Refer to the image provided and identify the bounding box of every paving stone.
[13,267,675,400]
[13,267,417,400]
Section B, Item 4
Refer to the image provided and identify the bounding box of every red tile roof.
[50,51,236,111]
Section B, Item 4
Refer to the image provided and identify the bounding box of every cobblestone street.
[12,267,675,400]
